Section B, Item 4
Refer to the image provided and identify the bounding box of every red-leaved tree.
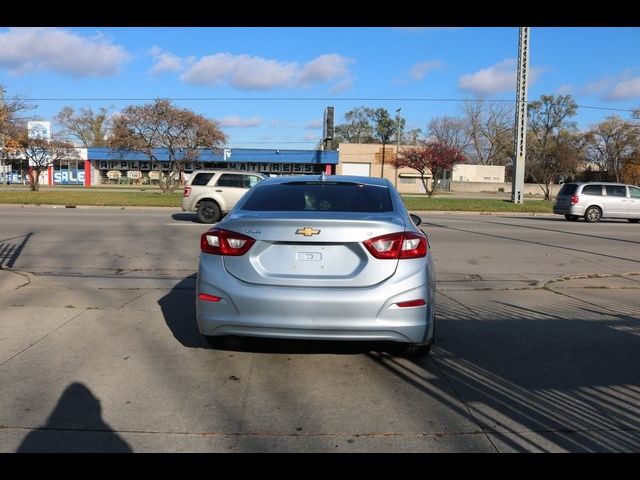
[394,142,467,197]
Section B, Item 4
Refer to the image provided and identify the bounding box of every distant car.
[553,182,640,223]
[181,170,266,223]
[196,174,436,357]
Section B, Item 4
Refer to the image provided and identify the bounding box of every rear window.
[190,172,214,186]
[240,182,393,212]
[581,184,602,196]
[558,183,578,196]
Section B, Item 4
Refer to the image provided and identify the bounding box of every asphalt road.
[1,206,639,452]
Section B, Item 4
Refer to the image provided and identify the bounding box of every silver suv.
[182,170,266,223]
[553,182,640,223]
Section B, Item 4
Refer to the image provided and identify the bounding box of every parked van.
[553,182,640,223]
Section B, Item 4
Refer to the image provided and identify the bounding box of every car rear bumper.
[196,255,436,345]
[553,205,585,216]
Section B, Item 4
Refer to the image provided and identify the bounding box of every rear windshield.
[190,172,214,186]
[240,182,393,212]
[558,183,578,195]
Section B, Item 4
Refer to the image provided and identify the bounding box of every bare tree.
[461,101,514,166]
[54,106,113,147]
[426,115,471,153]
[5,132,78,191]
[402,128,423,145]
[584,116,639,182]
[108,99,227,193]
[526,95,579,200]
[1,86,38,183]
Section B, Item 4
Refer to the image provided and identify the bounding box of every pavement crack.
[0,311,86,368]
[429,354,500,453]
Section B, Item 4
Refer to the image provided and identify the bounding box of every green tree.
[367,107,397,178]
[333,107,374,144]
[526,95,579,200]
[584,116,639,182]
[108,99,227,193]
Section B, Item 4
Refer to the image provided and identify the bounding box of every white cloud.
[0,27,129,77]
[305,119,324,129]
[148,47,189,75]
[408,60,443,81]
[580,70,640,101]
[181,53,298,89]
[297,54,351,85]
[329,77,354,94]
[458,59,545,97]
[219,116,263,128]
[180,52,352,90]
[555,84,574,95]
[608,77,640,100]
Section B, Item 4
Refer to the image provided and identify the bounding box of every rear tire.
[628,219,640,224]
[584,206,602,223]
[197,201,221,223]
[564,214,579,221]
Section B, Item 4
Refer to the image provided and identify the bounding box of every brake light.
[184,187,192,197]
[395,299,426,308]
[200,229,255,256]
[198,293,221,302]
[363,231,427,259]
[570,195,579,205]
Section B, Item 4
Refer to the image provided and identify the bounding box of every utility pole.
[395,108,401,188]
[512,27,530,204]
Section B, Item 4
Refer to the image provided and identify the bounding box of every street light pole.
[395,108,401,189]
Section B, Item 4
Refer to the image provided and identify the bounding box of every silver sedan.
[196,174,436,357]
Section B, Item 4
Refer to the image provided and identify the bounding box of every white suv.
[182,170,266,223]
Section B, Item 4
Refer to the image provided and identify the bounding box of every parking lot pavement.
[1,266,639,452]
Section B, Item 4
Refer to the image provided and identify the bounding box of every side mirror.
[410,213,422,226]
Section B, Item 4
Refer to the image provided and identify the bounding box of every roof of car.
[256,174,391,187]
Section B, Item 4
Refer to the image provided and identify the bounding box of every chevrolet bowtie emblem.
[295,227,321,237]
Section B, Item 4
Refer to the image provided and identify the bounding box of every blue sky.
[1,26,639,148]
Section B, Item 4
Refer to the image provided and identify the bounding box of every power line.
[20,96,637,113]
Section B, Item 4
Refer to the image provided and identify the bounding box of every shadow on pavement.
[171,212,199,223]
[371,296,640,452]
[17,383,132,453]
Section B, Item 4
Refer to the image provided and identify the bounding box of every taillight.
[570,195,579,205]
[363,231,427,259]
[184,187,191,197]
[198,293,221,302]
[200,229,255,256]
[395,299,426,308]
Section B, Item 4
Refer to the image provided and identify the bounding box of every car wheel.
[399,343,432,359]
[584,206,601,223]
[628,219,640,223]
[197,201,221,223]
[564,214,579,221]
